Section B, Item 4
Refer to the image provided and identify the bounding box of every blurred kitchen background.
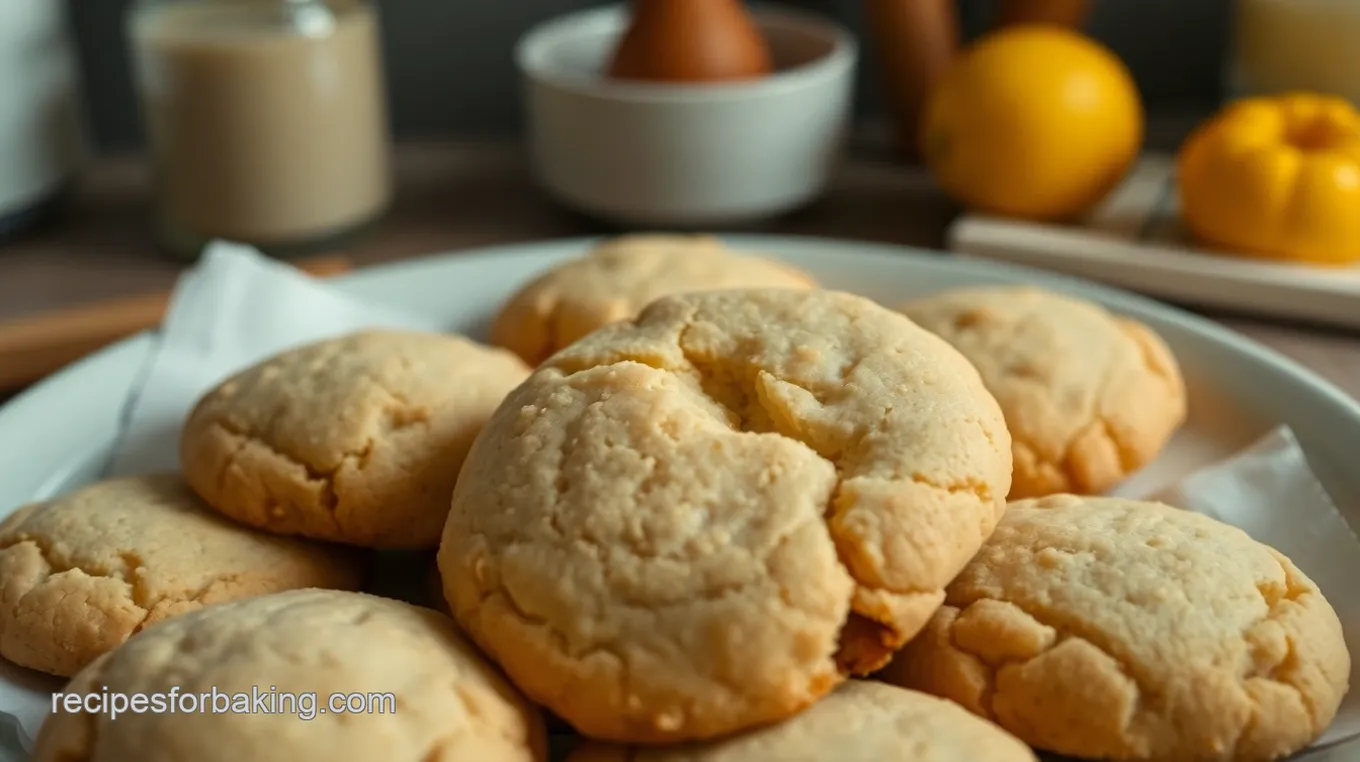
[5,0,1360,401]
[73,0,1225,152]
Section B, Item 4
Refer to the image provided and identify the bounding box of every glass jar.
[128,0,392,259]
[1229,0,1360,105]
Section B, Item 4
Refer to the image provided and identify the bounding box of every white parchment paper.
[0,242,1357,757]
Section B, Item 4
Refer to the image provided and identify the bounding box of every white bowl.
[515,4,858,228]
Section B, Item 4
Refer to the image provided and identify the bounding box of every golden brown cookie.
[899,286,1186,499]
[428,553,450,615]
[569,680,1036,762]
[880,494,1350,762]
[0,475,363,677]
[440,289,1012,743]
[181,329,530,549]
[34,589,547,762]
[490,234,816,365]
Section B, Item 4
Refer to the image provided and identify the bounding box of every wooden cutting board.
[948,154,1360,331]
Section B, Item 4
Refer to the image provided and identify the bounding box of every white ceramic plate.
[1,234,1359,760]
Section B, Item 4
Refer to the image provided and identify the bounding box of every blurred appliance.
[0,0,86,241]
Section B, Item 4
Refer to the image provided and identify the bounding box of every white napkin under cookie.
[106,242,442,476]
[0,242,1357,760]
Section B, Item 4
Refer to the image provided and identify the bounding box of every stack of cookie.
[10,328,544,759]
[6,235,1349,762]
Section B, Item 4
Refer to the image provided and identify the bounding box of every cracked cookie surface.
[33,589,547,762]
[899,286,1186,499]
[0,475,363,677]
[181,329,530,548]
[569,680,1035,762]
[879,494,1351,762]
[440,289,1012,743]
[490,235,816,366]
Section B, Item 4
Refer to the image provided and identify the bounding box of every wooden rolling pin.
[996,0,1092,28]
[863,0,960,162]
[0,255,352,393]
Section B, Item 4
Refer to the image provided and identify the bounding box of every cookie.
[440,289,1012,742]
[34,589,546,762]
[490,234,816,365]
[899,286,1186,498]
[428,553,450,615]
[879,494,1350,762]
[0,475,363,678]
[181,329,530,549]
[569,680,1036,762]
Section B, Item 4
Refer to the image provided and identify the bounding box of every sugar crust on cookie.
[180,329,530,548]
[880,494,1350,762]
[441,289,1012,743]
[0,475,363,678]
[33,589,547,762]
[900,286,1186,499]
[568,680,1036,761]
[490,235,817,365]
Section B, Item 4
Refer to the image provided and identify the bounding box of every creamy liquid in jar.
[131,0,391,255]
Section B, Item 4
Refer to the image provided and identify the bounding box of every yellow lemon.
[922,25,1144,221]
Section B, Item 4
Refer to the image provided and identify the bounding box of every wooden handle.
[994,0,1092,28]
[0,255,352,393]
[863,0,960,161]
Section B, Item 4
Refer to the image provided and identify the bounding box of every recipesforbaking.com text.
[51,685,397,721]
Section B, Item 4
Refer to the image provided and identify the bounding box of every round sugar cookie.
[181,329,530,548]
[490,234,816,365]
[440,289,1012,743]
[569,680,1036,762]
[33,589,547,762]
[899,286,1186,498]
[880,494,1350,762]
[0,474,362,677]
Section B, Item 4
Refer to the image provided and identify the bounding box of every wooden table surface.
[2,140,1358,402]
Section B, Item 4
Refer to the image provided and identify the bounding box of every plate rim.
[2,232,1357,469]
[337,232,1360,420]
